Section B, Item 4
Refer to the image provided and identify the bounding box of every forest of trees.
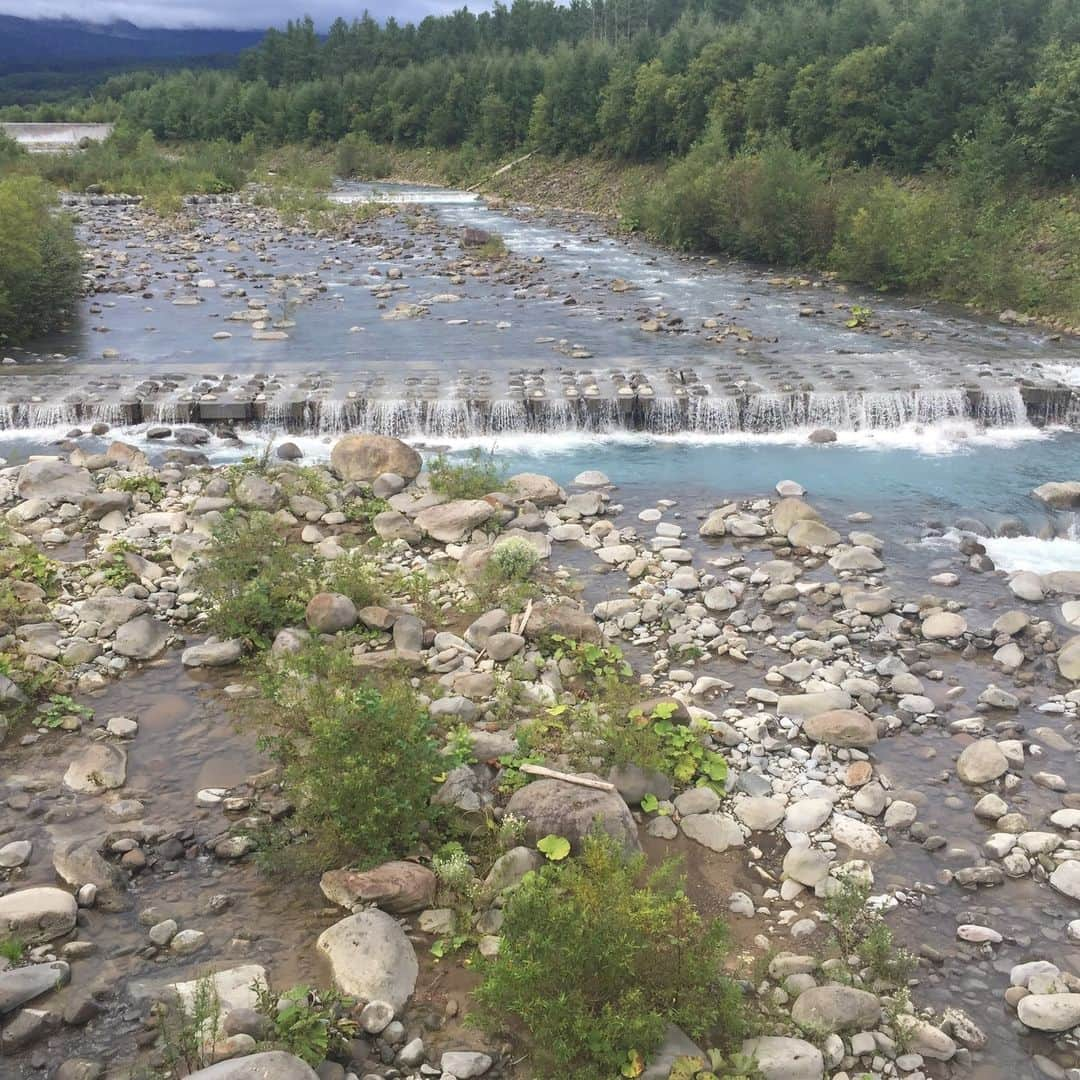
[14,0,1073,183]
[2,0,1079,322]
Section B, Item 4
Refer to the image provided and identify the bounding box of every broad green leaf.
[537,834,571,861]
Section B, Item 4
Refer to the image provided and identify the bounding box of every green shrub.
[427,449,506,500]
[196,511,314,647]
[255,643,441,870]
[320,551,381,609]
[472,834,744,1080]
[489,537,540,581]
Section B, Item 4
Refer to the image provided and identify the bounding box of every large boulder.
[17,460,95,503]
[113,614,170,660]
[63,743,126,794]
[331,436,421,483]
[776,690,852,720]
[956,739,1008,784]
[788,519,840,548]
[181,640,244,668]
[316,909,418,1010]
[185,1052,318,1080]
[521,600,600,643]
[0,961,70,1016]
[235,474,283,511]
[74,597,148,637]
[506,777,641,855]
[415,499,494,542]
[1017,994,1080,1033]
[772,498,821,536]
[1033,482,1080,509]
[790,985,881,1033]
[0,888,77,944]
[802,710,877,748]
[922,612,968,639]
[320,862,436,915]
[508,473,564,507]
[305,593,358,634]
[743,1036,824,1080]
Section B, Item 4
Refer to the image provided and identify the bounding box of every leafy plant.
[252,642,441,871]
[844,305,874,329]
[427,449,506,500]
[472,833,744,1080]
[114,474,164,502]
[36,693,92,729]
[537,834,571,861]
[627,703,729,793]
[548,634,631,681]
[252,980,358,1066]
[825,878,916,985]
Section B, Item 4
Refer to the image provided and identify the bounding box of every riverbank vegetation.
[3,0,1078,321]
[0,166,81,345]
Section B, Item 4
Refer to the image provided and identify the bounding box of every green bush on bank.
[472,833,745,1080]
[626,138,1080,324]
[254,642,441,871]
[0,174,81,345]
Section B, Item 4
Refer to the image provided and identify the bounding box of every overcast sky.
[0,0,474,28]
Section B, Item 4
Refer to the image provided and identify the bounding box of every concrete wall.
[2,123,114,152]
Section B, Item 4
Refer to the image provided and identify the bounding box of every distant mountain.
[0,15,265,72]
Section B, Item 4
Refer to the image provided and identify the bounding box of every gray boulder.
[185,1052,319,1080]
[506,777,641,855]
[331,435,421,483]
[802,710,877,748]
[305,593,358,634]
[17,460,95,502]
[0,962,70,1015]
[52,840,128,912]
[415,499,494,542]
[316,909,418,1010]
[742,1036,824,1080]
[235,474,283,511]
[790,985,881,1033]
[181,640,244,667]
[956,739,1008,784]
[113,614,170,660]
[0,887,77,943]
[63,742,126,794]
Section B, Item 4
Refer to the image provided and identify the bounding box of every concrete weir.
[0,369,1076,436]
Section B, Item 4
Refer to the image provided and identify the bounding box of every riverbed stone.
[440,1051,493,1078]
[783,847,833,887]
[316,909,418,1010]
[956,739,1009,784]
[320,861,436,915]
[508,473,564,506]
[506,777,641,854]
[790,985,881,1032]
[1018,994,1080,1032]
[17,460,95,502]
[113,614,170,660]
[803,710,877,748]
[331,435,421,483]
[305,592,358,633]
[743,1036,823,1080]
[777,690,853,720]
[681,812,744,852]
[181,640,244,667]
[0,961,70,1015]
[0,887,77,943]
[52,840,128,911]
[415,499,494,542]
[734,796,786,831]
[63,742,126,794]
[1058,636,1080,681]
[1050,860,1080,901]
[184,1052,319,1080]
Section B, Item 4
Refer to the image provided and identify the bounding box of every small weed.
[0,936,25,964]
[844,305,874,329]
[36,693,92,729]
[157,975,223,1078]
[824,878,916,986]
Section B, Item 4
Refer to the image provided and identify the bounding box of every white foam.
[929,524,1080,575]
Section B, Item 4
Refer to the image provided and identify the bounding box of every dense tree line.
[12,0,1074,183]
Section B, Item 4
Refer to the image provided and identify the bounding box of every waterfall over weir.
[289,387,1035,438]
[0,380,1065,436]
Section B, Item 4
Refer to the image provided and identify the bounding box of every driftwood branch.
[518,764,616,792]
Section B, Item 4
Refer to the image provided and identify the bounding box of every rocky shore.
[0,423,1078,1079]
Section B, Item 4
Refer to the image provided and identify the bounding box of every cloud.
[0,0,478,29]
